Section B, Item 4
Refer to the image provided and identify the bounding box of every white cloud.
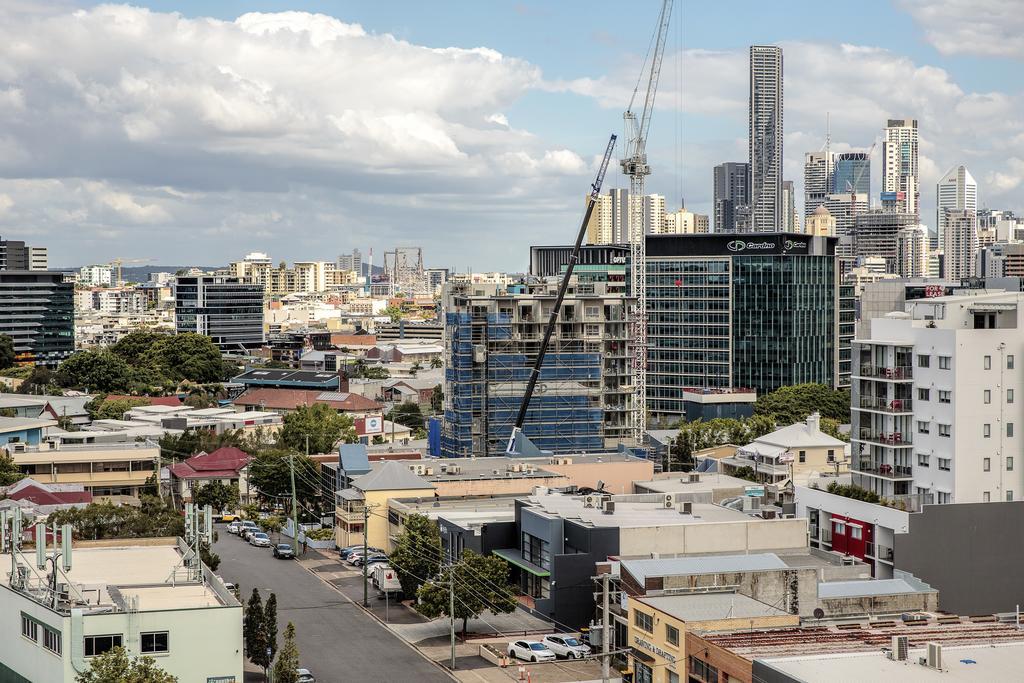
[898,0,1024,59]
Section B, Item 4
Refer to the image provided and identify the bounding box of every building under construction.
[441,276,633,458]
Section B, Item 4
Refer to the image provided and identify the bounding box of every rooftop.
[352,460,435,492]
[233,387,382,412]
[818,577,928,599]
[0,415,58,433]
[637,592,791,623]
[524,493,752,528]
[636,473,756,494]
[621,553,788,583]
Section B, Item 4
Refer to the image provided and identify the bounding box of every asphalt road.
[213,526,451,683]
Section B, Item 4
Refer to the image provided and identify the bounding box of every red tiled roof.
[9,483,93,506]
[233,388,382,412]
[105,394,183,407]
[169,446,251,480]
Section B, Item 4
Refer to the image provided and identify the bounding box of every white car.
[296,668,316,683]
[508,640,556,663]
[542,634,591,659]
[227,521,242,535]
[249,532,271,547]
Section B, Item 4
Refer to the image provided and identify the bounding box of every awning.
[630,648,656,664]
[494,548,550,577]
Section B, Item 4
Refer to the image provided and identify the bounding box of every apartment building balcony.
[866,542,895,563]
[855,365,913,381]
[854,463,913,480]
[854,430,913,448]
[856,397,913,414]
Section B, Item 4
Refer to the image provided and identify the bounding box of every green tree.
[20,365,54,395]
[247,450,320,513]
[192,481,240,513]
[264,592,279,664]
[86,396,151,421]
[142,333,225,384]
[279,403,356,454]
[409,360,423,377]
[820,417,850,442]
[56,350,132,393]
[75,646,178,682]
[0,453,26,486]
[754,383,851,424]
[244,588,266,664]
[430,384,443,414]
[0,334,14,370]
[48,497,185,540]
[362,366,390,380]
[429,356,442,369]
[416,550,518,638]
[387,402,424,430]
[389,513,441,597]
[382,305,404,323]
[199,542,221,571]
[271,622,300,683]
[111,330,166,365]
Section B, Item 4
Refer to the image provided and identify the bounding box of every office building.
[337,248,363,276]
[941,209,978,279]
[978,242,1024,278]
[713,162,750,233]
[881,118,919,215]
[804,205,835,237]
[979,209,1024,242]
[0,271,74,366]
[853,290,1024,504]
[646,233,845,423]
[823,192,869,239]
[803,151,833,219]
[749,45,784,232]
[782,180,797,231]
[852,210,919,273]
[27,247,47,271]
[896,224,929,278]
[832,151,870,195]
[585,191,615,244]
[440,277,633,457]
[174,276,264,351]
[936,165,977,244]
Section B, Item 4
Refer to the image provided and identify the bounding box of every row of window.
[918,388,1015,404]
[917,454,951,471]
[983,491,1015,502]
[84,632,168,656]
[917,421,951,437]
[21,614,61,655]
[918,354,1015,370]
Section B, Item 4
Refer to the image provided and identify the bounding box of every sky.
[0,0,1021,270]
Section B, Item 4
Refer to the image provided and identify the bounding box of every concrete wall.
[618,518,808,557]
[818,591,938,617]
[431,475,568,498]
[543,459,655,495]
[895,501,1024,615]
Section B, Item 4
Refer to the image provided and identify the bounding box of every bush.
[306,527,334,541]
[826,481,880,504]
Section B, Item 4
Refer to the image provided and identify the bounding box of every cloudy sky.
[0,1,1021,269]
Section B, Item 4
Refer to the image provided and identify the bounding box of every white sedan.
[507,640,556,663]
[542,634,592,659]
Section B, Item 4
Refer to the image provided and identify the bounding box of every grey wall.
[895,501,1024,615]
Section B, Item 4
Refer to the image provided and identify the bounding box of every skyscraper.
[749,45,784,232]
[897,225,928,278]
[942,209,978,280]
[712,162,750,233]
[833,152,871,196]
[936,165,978,244]
[882,118,919,215]
[782,180,797,231]
[584,192,615,244]
[803,152,833,219]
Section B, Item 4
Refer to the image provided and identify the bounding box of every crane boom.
[505,135,618,454]
[622,0,674,450]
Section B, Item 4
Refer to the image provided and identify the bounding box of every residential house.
[719,413,848,485]
[334,461,435,551]
[168,447,252,505]
[0,416,57,446]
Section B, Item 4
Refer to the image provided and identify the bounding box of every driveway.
[213,526,452,683]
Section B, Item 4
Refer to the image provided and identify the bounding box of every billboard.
[647,233,833,257]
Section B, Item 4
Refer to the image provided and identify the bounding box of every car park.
[249,532,271,547]
[273,543,295,559]
[507,640,556,663]
[542,634,591,659]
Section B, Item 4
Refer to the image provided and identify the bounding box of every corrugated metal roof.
[620,553,787,583]
[817,578,922,599]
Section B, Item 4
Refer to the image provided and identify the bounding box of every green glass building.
[0,271,74,366]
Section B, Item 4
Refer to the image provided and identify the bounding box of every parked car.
[353,553,388,568]
[227,521,242,535]
[220,513,238,523]
[542,634,591,659]
[346,548,382,565]
[508,640,556,663]
[273,543,295,559]
[296,669,316,683]
[339,545,363,560]
[249,532,271,547]
[239,521,258,538]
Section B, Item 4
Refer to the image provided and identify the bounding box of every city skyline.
[0,1,1021,268]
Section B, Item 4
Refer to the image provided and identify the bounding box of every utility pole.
[362,502,370,608]
[601,571,611,683]
[290,444,300,557]
[449,536,456,671]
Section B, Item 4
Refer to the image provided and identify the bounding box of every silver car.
[249,532,271,547]
[542,634,591,659]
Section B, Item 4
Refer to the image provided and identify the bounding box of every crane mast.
[622,0,673,449]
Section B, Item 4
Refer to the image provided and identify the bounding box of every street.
[213,526,452,683]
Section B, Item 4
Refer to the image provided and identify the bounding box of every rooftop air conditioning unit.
[926,642,942,669]
[492,469,500,475]
[681,502,693,515]
[663,494,674,508]
[890,635,909,661]
[688,473,700,483]
[449,465,462,475]
[584,494,602,508]
[602,501,615,515]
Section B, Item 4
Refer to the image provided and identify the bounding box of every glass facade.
[0,272,74,366]
[175,276,264,350]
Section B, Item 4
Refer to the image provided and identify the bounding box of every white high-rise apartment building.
[882,118,919,215]
[79,264,113,287]
[659,208,710,235]
[640,194,666,236]
[782,180,797,231]
[936,165,977,245]
[853,290,1024,505]
[749,45,784,232]
[942,209,978,280]
[896,225,928,278]
[803,151,833,219]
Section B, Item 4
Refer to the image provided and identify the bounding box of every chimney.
[806,411,821,434]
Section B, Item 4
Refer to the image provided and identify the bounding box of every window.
[1009,389,1015,404]
[984,355,991,370]
[1009,424,1015,438]
[21,614,38,642]
[634,610,654,633]
[918,388,930,401]
[938,458,951,471]
[850,525,863,540]
[44,628,61,655]
[984,491,991,502]
[799,450,806,463]
[521,533,550,570]
[635,662,653,683]
[917,354,930,368]
[141,631,169,654]
[917,421,930,434]
[84,634,123,657]
[1008,457,1014,472]
[1008,491,1015,502]
[665,624,680,646]
[939,424,951,437]
[1009,355,1015,369]
[939,390,951,404]
[690,656,719,683]
[939,356,951,370]
[918,453,930,467]
[938,492,951,504]
[984,390,991,404]
[984,424,991,438]
[984,458,991,472]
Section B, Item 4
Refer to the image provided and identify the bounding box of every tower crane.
[109,257,154,286]
[621,0,673,448]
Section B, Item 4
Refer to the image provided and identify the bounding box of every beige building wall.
[431,475,569,498]
[618,518,808,557]
[543,459,655,494]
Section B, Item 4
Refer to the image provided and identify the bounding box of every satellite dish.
[813,608,825,619]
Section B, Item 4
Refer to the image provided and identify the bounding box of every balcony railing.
[855,463,914,480]
[856,430,913,447]
[857,365,914,380]
[858,397,913,413]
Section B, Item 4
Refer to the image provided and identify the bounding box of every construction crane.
[109,257,153,285]
[505,135,618,454]
[621,0,673,449]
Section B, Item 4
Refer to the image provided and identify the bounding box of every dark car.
[273,543,295,559]
[352,553,388,567]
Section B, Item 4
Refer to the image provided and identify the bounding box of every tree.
[362,366,390,380]
[416,550,518,638]
[48,497,184,540]
[244,589,266,664]
[20,366,54,395]
[279,403,356,454]
[430,384,443,414]
[247,450,320,513]
[387,402,424,430]
[0,334,14,370]
[669,416,778,471]
[86,396,151,421]
[56,351,132,393]
[754,383,851,424]
[382,305,404,323]
[200,542,221,572]
[429,356,442,369]
[820,416,850,442]
[111,330,166,365]
[410,360,423,377]
[264,592,279,664]
[389,513,441,598]
[271,622,300,683]
[192,481,240,513]
[141,333,225,384]
[75,647,178,682]
[0,453,26,486]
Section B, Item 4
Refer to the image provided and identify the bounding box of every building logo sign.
[784,240,807,251]
[726,240,777,252]
[633,636,676,664]
[364,416,383,434]
[610,256,628,264]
